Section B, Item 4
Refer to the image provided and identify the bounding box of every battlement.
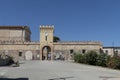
[40,25,54,43]
[40,25,54,29]
[0,41,40,45]
[54,41,102,45]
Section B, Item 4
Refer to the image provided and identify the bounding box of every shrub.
[74,53,83,63]
[74,50,120,70]
[107,56,120,69]
[85,50,98,65]
[96,53,108,67]
[80,54,87,63]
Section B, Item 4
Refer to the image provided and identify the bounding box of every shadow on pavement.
[48,76,74,80]
[99,76,120,80]
[0,78,29,80]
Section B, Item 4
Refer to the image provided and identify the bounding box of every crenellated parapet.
[54,41,102,45]
[40,25,54,28]
[40,25,54,32]
[23,41,40,44]
[40,25,54,43]
[0,41,40,45]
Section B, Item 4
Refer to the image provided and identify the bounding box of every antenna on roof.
[112,42,114,47]
[112,42,115,54]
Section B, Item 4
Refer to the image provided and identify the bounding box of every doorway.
[42,46,51,60]
[25,51,33,60]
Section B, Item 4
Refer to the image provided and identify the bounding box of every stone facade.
[0,26,31,42]
[0,42,40,60]
[103,47,120,56]
[40,26,54,60]
[0,25,103,60]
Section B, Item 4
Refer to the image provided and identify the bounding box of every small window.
[19,52,22,56]
[45,36,47,41]
[105,50,108,54]
[114,50,118,56]
[100,48,103,53]
[115,50,118,54]
[45,32,48,41]
[82,49,86,54]
[70,49,74,54]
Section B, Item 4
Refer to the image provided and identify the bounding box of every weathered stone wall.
[0,42,40,60]
[0,43,39,50]
[0,26,31,42]
[0,50,40,60]
[0,26,104,61]
[53,41,102,60]
[103,47,120,56]
[40,25,54,43]
[0,29,23,41]
[54,41,102,52]
[40,26,54,60]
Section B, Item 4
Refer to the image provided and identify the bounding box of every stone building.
[103,47,120,56]
[0,25,102,60]
[0,26,31,42]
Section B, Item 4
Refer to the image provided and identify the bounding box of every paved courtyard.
[0,61,120,80]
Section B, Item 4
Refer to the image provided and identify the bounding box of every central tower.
[40,25,54,60]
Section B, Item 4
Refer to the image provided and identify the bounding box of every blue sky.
[0,0,120,46]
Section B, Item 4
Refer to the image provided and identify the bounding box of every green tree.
[53,36,60,42]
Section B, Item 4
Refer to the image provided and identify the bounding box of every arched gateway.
[40,25,54,60]
[42,46,51,60]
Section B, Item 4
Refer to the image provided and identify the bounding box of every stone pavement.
[0,60,120,80]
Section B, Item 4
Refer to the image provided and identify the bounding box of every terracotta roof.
[0,26,26,29]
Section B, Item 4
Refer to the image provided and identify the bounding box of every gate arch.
[42,46,51,60]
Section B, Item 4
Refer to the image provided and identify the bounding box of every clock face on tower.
[45,32,48,36]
